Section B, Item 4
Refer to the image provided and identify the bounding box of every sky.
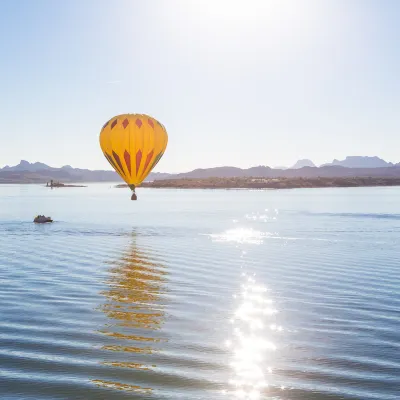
[0,0,400,172]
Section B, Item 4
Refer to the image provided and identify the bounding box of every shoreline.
[1,177,399,190]
[116,177,400,190]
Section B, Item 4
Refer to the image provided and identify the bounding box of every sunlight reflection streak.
[224,272,283,398]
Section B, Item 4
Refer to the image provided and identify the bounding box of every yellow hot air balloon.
[99,114,168,200]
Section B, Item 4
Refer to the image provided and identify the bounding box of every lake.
[0,184,399,400]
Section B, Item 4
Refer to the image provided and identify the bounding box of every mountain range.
[321,156,394,169]
[0,156,399,183]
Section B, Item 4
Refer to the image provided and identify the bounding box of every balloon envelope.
[99,114,168,188]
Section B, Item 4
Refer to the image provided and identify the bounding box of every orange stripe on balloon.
[143,150,154,173]
[124,150,131,176]
[112,151,125,175]
[136,150,142,175]
[105,152,123,176]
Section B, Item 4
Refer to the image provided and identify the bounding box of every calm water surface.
[0,184,399,400]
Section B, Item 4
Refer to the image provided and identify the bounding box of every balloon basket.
[131,192,137,201]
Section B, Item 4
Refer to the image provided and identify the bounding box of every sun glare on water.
[209,228,271,245]
[223,273,284,399]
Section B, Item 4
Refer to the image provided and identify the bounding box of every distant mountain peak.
[291,159,316,169]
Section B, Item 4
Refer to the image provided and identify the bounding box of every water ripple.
[0,186,399,400]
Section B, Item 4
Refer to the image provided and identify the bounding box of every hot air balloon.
[99,114,168,200]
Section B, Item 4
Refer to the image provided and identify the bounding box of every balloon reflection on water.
[92,235,168,394]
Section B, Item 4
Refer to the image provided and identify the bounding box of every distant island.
[116,176,400,190]
[45,180,86,188]
[1,156,400,184]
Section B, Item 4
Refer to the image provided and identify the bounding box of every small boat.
[34,215,53,223]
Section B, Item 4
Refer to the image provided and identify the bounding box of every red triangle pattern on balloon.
[104,116,157,132]
[104,149,163,182]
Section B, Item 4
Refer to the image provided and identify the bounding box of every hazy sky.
[1,0,399,172]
